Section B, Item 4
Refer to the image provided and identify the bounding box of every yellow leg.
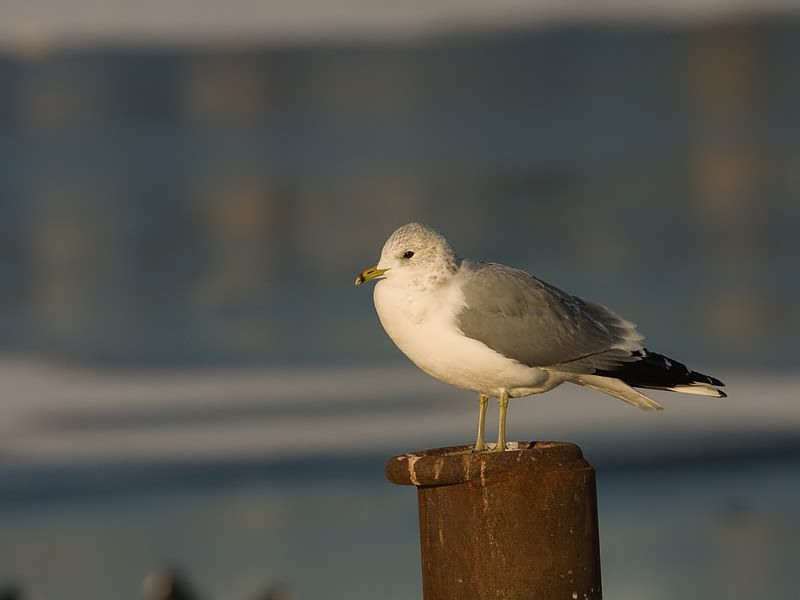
[493,390,509,452]
[473,394,489,452]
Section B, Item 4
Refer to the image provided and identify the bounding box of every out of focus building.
[0,3,798,366]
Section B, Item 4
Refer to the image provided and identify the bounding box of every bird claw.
[469,442,508,453]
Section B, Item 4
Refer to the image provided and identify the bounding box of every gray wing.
[455,261,644,373]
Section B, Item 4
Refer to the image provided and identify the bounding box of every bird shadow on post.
[386,441,602,600]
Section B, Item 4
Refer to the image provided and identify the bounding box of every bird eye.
[402,250,414,259]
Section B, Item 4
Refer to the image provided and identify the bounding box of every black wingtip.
[694,371,725,388]
[596,349,725,393]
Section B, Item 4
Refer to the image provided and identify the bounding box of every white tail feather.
[574,374,665,411]
[667,383,726,398]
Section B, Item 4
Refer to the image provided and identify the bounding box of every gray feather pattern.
[455,261,643,373]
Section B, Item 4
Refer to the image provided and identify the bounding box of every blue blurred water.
[1,450,798,600]
[0,358,794,599]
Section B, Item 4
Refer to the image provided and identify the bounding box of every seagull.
[355,222,726,452]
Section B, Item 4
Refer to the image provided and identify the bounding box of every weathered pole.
[385,441,601,600]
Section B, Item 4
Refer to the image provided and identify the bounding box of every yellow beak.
[355,266,389,286]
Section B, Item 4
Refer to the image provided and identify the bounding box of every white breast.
[373,278,559,397]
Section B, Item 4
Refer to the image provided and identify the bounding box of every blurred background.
[0,1,799,599]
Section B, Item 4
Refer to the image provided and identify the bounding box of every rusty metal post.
[386,441,601,600]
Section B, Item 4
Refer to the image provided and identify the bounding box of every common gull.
[355,222,726,452]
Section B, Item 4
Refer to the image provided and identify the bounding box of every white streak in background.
[0,357,796,467]
[1,0,799,51]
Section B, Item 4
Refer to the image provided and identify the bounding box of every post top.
[385,441,590,487]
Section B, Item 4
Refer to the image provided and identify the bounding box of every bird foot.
[470,442,488,454]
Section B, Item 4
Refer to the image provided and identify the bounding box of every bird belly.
[374,282,561,398]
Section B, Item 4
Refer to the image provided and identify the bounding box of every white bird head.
[355,223,458,287]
